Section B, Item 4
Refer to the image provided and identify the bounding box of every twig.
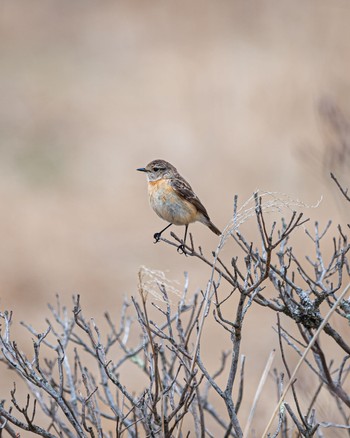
[243,350,275,437]
[262,281,350,437]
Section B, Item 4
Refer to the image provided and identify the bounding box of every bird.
[137,159,221,253]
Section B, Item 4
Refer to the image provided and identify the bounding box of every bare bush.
[0,186,349,437]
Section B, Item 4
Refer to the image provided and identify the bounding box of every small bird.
[137,159,221,252]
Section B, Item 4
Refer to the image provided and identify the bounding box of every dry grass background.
[1,1,350,436]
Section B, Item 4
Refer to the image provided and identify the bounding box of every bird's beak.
[136,167,147,172]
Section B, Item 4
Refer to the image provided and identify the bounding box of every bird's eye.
[153,167,159,172]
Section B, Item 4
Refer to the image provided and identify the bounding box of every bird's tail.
[207,220,221,236]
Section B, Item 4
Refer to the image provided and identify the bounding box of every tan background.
[1,1,350,436]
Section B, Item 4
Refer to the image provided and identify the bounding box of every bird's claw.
[177,244,187,255]
[153,232,161,243]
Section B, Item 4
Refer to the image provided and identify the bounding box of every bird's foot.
[177,244,187,255]
[153,232,162,243]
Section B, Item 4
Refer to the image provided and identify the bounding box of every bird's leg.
[177,224,188,254]
[154,223,173,243]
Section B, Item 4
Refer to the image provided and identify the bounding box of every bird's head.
[137,159,177,181]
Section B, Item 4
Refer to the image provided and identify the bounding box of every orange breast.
[147,179,198,225]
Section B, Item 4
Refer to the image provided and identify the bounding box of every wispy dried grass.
[137,265,183,303]
[220,190,322,248]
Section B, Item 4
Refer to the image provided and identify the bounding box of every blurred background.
[1,0,350,435]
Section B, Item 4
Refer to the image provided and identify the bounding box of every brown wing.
[170,176,210,220]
